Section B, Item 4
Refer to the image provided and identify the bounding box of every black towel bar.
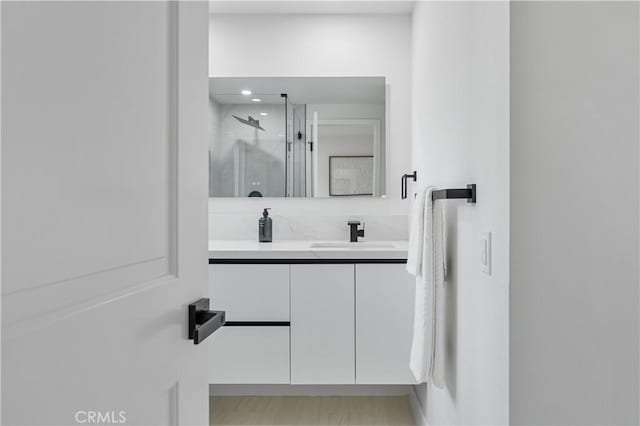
[431,184,477,203]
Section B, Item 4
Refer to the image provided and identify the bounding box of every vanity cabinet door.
[355,264,418,384]
[208,326,290,384]
[290,264,355,384]
[209,264,289,321]
[208,264,290,384]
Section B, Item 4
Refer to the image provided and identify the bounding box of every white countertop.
[209,240,409,260]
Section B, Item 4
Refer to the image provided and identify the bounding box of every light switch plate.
[480,232,492,275]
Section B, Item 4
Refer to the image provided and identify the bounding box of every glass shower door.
[286,102,308,197]
[209,93,287,197]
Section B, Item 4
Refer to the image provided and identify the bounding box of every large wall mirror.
[209,77,386,198]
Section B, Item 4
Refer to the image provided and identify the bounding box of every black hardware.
[209,258,407,264]
[225,321,290,327]
[431,184,477,203]
[401,171,417,199]
[188,298,225,345]
[348,221,365,243]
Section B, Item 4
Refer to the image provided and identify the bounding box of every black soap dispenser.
[259,208,272,243]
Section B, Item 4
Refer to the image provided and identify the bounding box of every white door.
[2,2,210,425]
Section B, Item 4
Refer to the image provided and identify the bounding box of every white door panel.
[2,2,209,424]
[3,1,173,297]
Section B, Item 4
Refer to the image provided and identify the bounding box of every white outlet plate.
[480,232,492,275]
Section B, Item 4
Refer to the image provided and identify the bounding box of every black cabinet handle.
[401,171,417,199]
[188,298,225,345]
[225,321,290,327]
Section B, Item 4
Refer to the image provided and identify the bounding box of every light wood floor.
[210,396,415,426]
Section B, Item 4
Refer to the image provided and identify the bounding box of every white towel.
[406,190,426,276]
[431,201,446,388]
[409,187,447,388]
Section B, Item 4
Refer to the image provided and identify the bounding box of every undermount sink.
[309,242,397,249]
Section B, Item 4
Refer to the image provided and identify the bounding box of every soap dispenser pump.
[259,208,272,243]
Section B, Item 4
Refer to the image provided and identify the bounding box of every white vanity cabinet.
[207,258,416,385]
[290,264,355,384]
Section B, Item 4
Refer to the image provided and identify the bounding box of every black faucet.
[348,221,365,243]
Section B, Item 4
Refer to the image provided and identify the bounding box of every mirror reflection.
[209,77,386,198]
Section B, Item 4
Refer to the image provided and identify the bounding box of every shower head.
[233,115,265,131]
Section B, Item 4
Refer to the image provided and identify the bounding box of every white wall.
[411,2,510,425]
[210,14,409,197]
[510,3,639,425]
[208,197,408,241]
[209,13,411,241]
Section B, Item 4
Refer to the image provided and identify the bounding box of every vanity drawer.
[208,326,290,384]
[208,264,289,321]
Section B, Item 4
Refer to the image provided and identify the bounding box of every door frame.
[305,119,382,197]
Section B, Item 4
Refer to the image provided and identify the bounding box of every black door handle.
[188,298,225,345]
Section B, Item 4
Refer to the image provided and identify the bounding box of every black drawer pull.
[225,321,290,327]
[188,298,225,344]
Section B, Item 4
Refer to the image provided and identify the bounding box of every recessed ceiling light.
[260,112,268,116]
[252,98,262,102]
[241,89,252,95]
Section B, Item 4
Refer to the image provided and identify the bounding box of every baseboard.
[209,384,413,396]
[409,386,427,426]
